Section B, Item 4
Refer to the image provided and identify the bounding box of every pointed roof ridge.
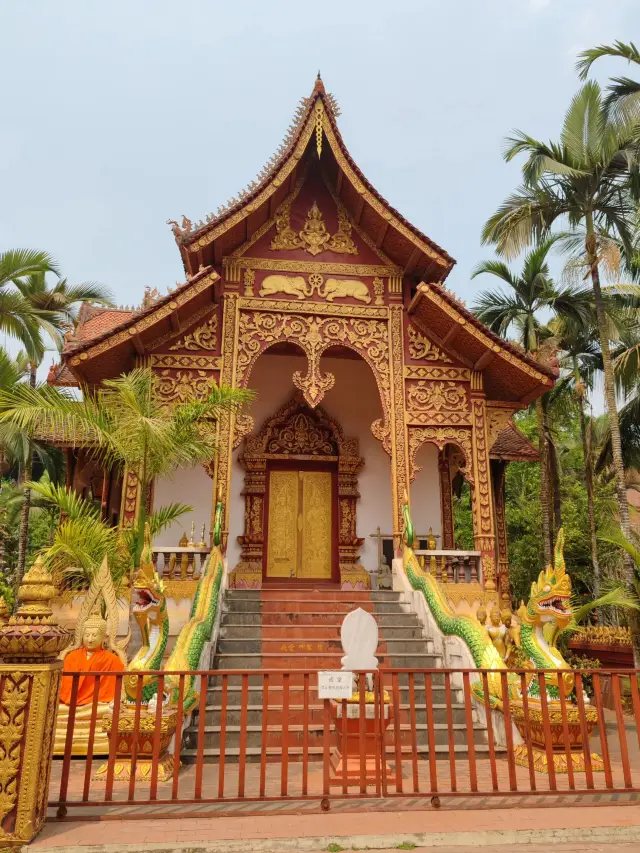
[171,77,333,241]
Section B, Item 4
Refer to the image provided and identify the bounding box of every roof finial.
[317,69,321,79]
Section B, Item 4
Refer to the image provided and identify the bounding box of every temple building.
[49,76,553,606]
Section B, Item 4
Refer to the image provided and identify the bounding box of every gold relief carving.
[68,273,217,366]
[0,675,28,835]
[405,365,470,381]
[236,310,391,432]
[148,304,213,351]
[270,199,358,257]
[486,407,515,449]
[408,426,473,483]
[151,354,221,370]
[239,296,386,319]
[471,397,496,589]
[155,369,215,404]
[215,294,239,535]
[407,325,452,363]
[238,396,363,585]
[298,202,331,255]
[389,306,409,537]
[163,580,199,603]
[243,269,255,296]
[168,314,218,351]
[315,100,324,157]
[233,412,255,450]
[257,274,369,304]
[373,277,384,305]
[224,256,399,278]
[121,467,140,527]
[259,275,310,299]
[406,381,467,414]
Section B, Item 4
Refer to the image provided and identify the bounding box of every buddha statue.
[476,605,487,626]
[487,605,508,660]
[54,555,127,756]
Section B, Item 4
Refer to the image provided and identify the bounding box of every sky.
[1,0,637,376]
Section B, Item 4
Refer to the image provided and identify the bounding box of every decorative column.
[232,452,266,589]
[470,372,497,593]
[388,305,410,552]
[119,466,141,528]
[212,292,239,543]
[492,460,511,606]
[0,558,71,847]
[438,449,454,549]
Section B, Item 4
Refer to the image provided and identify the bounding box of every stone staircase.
[182,584,490,762]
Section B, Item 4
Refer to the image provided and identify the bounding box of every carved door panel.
[298,471,332,579]
[266,470,299,577]
[266,469,333,579]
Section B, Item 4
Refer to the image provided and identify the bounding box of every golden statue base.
[510,699,604,775]
[95,754,175,783]
[513,743,604,774]
[94,707,179,783]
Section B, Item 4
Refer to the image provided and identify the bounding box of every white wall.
[227,353,396,572]
[410,442,442,540]
[153,463,213,547]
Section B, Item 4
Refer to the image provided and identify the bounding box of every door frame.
[263,458,340,584]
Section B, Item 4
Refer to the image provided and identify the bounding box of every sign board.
[317,671,354,700]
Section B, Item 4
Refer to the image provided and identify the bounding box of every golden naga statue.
[54,554,127,756]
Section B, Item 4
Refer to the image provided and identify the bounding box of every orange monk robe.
[59,648,125,706]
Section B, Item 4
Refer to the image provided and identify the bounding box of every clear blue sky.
[1,0,636,350]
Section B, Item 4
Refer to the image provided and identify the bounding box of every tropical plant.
[599,528,640,663]
[0,250,59,359]
[550,316,603,592]
[481,81,640,661]
[8,272,114,588]
[472,237,591,563]
[577,40,640,117]
[27,478,191,595]
[0,366,253,573]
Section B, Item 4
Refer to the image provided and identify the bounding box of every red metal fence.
[50,667,640,818]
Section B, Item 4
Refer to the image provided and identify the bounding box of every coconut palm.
[0,250,59,358]
[577,40,640,117]
[551,317,603,592]
[0,366,253,573]
[10,271,114,585]
[472,237,591,564]
[481,81,640,661]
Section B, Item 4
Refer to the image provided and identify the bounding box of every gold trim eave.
[224,256,402,279]
[237,296,388,319]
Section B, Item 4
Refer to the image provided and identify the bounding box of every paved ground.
[30,804,640,850]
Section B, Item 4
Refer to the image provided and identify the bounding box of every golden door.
[266,469,333,579]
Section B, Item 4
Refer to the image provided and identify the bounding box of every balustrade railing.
[49,666,640,820]
[414,549,482,584]
[151,547,210,580]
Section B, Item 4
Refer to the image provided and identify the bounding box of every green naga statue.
[402,499,574,707]
[123,524,170,704]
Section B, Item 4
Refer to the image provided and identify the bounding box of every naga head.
[522,529,572,631]
[132,523,167,635]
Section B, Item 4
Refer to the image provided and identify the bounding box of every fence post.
[0,557,71,847]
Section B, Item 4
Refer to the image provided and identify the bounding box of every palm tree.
[10,271,114,585]
[472,237,591,564]
[551,317,603,592]
[481,81,640,663]
[0,250,59,358]
[0,366,253,572]
[577,40,640,116]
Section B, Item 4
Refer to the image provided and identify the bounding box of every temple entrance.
[231,394,366,590]
[265,465,335,580]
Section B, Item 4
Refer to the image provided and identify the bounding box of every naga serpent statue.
[402,500,574,707]
[123,524,170,704]
[163,491,225,711]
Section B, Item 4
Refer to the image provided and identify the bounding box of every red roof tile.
[491,421,539,461]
